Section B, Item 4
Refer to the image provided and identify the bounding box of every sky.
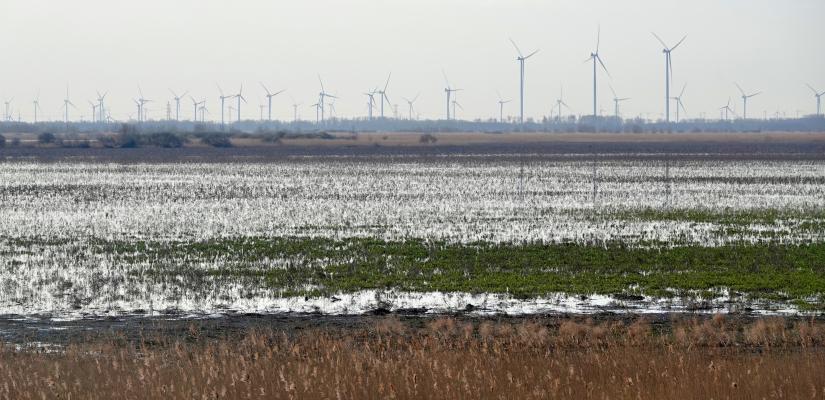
[0,0,823,123]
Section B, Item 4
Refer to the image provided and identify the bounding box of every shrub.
[145,132,184,148]
[199,133,233,148]
[38,132,57,144]
[0,134,5,148]
[419,133,438,144]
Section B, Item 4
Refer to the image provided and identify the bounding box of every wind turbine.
[136,87,151,124]
[735,83,761,120]
[32,92,41,123]
[652,32,687,123]
[260,83,285,121]
[317,75,337,124]
[88,101,98,123]
[62,88,77,127]
[290,96,301,122]
[609,84,630,119]
[509,38,539,124]
[3,98,12,122]
[554,88,571,122]
[720,98,736,121]
[199,104,209,123]
[217,85,232,129]
[442,70,461,120]
[310,102,321,124]
[402,93,420,120]
[169,89,188,121]
[806,84,825,116]
[190,96,205,122]
[496,90,511,123]
[585,27,610,118]
[233,86,246,123]
[375,73,392,119]
[670,83,687,123]
[451,98,463,120]
[95,91,107,124]
[363,90,377,120]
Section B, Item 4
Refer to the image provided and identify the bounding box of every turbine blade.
[318,75,326,92]
[597,55,610,77]
[384,73,392,92]
[671,35,687,51]
[609,84,617,98]
[508,38,523,57]
[651,32,667,49]
[523,49,539,59]
[260,82,271,95]
[735,83,745,95]
[679,83,687,97]
[596,25,601,53]
[806,83,818,94]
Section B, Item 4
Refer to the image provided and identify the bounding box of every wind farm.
[0,2,824,399]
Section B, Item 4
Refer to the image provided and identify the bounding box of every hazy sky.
[1,0,823,122]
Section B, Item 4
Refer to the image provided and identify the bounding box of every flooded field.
[1,152,823,318]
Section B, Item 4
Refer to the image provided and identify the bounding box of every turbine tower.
[670,83,687,123]
[375,73,392,119]
[95,91,107,124]
[317,76,337,124]
[136,87,151,124]
[190,96,205,122]
[806,84,825,116]
[509,38,539,124]
[442,70,461,120]
[217,85,232,129]
[402,93,420,120]
[233,86,246,123]
[169,89,189,121]
[609,85,630,119]
[586,27,610,118]
[260,83,285,121]
[62,88,76,127]
[87,101,97,123]
[32,92,41,124]
[2,98,11,122]
[720,98,736,121]
[363,90,377,120]
[496,90,511,123]
[652,33,687,123]
[735,83,761,120]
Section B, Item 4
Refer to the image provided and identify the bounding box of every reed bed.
[1,315,823,399]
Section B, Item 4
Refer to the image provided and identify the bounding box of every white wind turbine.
[375,73,392,119]
[402,93,420,120]
[670,83,687,123]
[2,98,12,122]
[496,90,511,123]
[509,38,539,124]
[190,96,205,122]
[87,101,98,123]
[363,90,377,120]
[442,70,461,120]
[317,75,337,124]
[169,89,189,121]
[61,88,77,127]
[586,27,610,118]
[719,98,736,121]
[232,85,246,123]
[652,32,687,123]
[609,84,630,119]
[260,83,285,121]
[290,96,301,122]
[32,91,42,123]
[735,83,761,120]
[136,87,151,123]
[553,87,572,122]
[95,91,108,124]
[806,84,825,116]
[217,85,233,129]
